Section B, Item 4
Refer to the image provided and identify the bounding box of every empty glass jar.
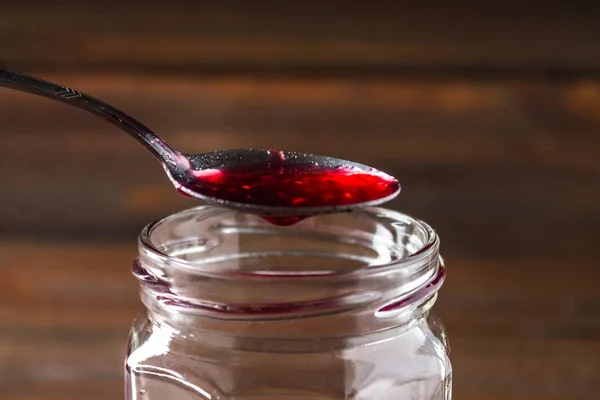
[126,206,451,399]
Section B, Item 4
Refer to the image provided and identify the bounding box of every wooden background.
[1,2,599,399]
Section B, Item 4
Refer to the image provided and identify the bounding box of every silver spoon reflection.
[0,69,400,224]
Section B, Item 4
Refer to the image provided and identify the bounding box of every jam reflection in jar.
[126,206,452,400]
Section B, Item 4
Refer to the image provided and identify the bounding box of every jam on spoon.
[181,149,399,225]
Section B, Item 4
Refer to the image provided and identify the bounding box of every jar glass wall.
[126,206,451,399]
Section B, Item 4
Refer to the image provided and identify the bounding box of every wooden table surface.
[1,3,600,399]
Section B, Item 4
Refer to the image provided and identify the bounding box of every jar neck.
[133,206,443,339]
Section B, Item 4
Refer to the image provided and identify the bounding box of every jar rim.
[138,205,439,278]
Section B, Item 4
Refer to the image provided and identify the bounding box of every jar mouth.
[138,206,438,278]
[136,206,441,330]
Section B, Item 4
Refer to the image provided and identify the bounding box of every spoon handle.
[0,68,181,164]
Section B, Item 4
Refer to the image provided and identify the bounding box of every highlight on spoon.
[172,149,401,225]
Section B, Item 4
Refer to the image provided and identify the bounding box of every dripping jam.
[179,158,399,226]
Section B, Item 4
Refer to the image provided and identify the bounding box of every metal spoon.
[0,68,400,218]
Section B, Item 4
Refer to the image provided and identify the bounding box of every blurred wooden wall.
[1,2,600,400]
[3,2,600,73]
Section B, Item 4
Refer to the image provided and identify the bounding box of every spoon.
[0,68,400,220]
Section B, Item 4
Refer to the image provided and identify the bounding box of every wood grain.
[0,242,598,400]
[2,2,600,74]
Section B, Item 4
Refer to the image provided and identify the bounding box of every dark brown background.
[1,2,599,399]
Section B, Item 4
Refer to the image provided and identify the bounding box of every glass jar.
[126,205,451,400]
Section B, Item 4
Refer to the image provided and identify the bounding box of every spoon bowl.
[0,69,400,220]
[175,148,400,218]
